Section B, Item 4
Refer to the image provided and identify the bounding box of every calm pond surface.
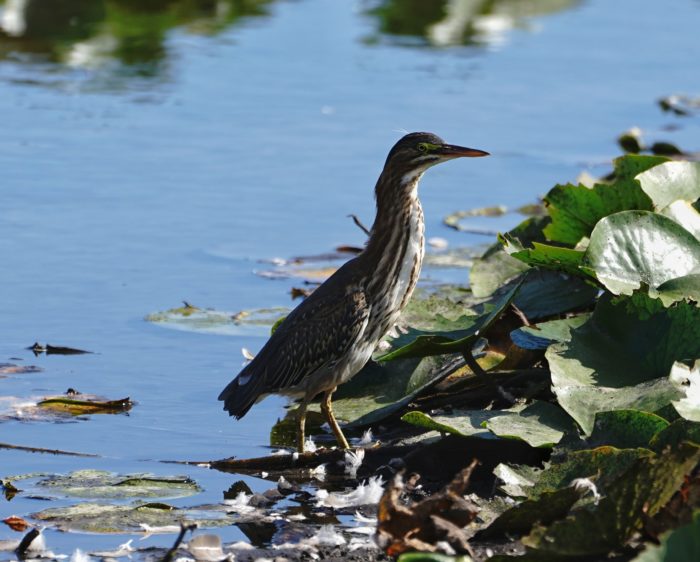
[1,0,699,554]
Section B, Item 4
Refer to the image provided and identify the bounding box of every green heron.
[219,132,488,452]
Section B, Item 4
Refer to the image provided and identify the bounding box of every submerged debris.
[27,342,92,356]
[0,363,42,376]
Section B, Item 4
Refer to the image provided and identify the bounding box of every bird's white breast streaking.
[392,197,424,312]
[365,174,426,342]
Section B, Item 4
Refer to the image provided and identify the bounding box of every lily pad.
[493,463,541,498]
[402,401,571,449]
[542,155,665,246]
[379,279,523,361]
[145,304,289,336]
[660,200,700,241]
[522,442,700,558]
[400,409,515,440]
[35,470,201,499]
[484,401,574,448]
[398,285,481,330]
[32,502,232,533]
[583,210,700,297]
[469,216,549,298]
[656,274,700,306]
[502,237,587,278]
[553,379,682,437]
[0,363,42,376]
[529,446,653,500]
[587,410,670,449]
[632,512,700,562]
[669,361,700,422]
[332,355,467,428]
[510,314,591,350]
[398,553,474,562]
[636,160,700,211]
[508,270,597,321]
[547,293,700,434]
[649,418,700,451]
[478,486,583,539]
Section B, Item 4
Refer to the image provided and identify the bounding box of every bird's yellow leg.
[321,387,350,449]
[297,401,308,453]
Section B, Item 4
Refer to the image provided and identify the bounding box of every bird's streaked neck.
[364,166,425,258]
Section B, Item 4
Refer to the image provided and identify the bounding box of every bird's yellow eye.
[417,142,428,152]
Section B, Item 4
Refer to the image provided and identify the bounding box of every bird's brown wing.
[218,286,370,418]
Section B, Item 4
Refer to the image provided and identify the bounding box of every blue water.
[1,0,699,554]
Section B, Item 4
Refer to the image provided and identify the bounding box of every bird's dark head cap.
[384,132,489,171]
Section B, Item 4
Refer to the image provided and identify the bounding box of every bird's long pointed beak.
[440,144,490,158]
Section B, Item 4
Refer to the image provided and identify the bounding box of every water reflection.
[0,0,272,76]
[366,0,581,48]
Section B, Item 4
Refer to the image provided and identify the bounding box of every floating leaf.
[632,512,700,562]
[146,305,288,336]
[636,161,700,211]
[588,410,670,449]
[554,379,682,437]
[398,553,473,562]
[529,446,652,500]
[547,293,700,434]
[402,402,572,449]
[0,363,42,376]
[658,94,700,116]
[484,401,574,448]
[660,200,700,241]
[399,285,480,329]
[508,270,597,320]
[38,395,132,415]
[332,355,466,428]
[493,464,541,498]
[510,314,591,350]
[35,470,201,499]
[423,247,479,269]
[649,418,700,451]
[542,155,665,246]
[469,217,549,298]
[32,502,232,533]
[583,210,700,297]
[656,273,700,305]
[478,486,583,539]
[379,279,523,361]
[503,237,587,278]
[522,443,700,558]
[669,361,700,422]
[401,409,514,440]
[443,205,507,231]
[618,127,644,154]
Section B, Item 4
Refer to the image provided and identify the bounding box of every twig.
[461,350,515,406]
[207,444,417,474]
[510,303,531,327]
[0,442,98,457]
[348,214,371,236]
[160,523,197,562]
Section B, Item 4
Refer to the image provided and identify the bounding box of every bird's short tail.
[218,367,266,419]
